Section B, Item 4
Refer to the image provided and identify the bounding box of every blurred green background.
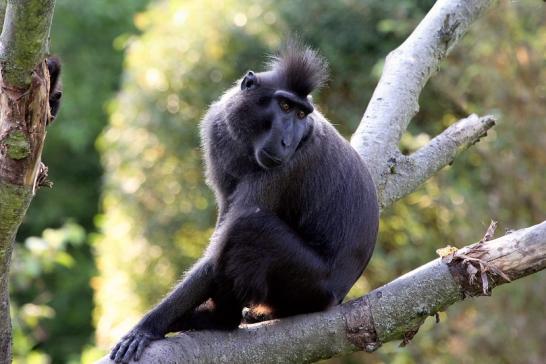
[10,1,546,363]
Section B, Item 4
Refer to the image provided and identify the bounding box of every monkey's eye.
[297,110,306,119]
[279,100,291,112]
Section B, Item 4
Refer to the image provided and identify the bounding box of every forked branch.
[350,0,496,208]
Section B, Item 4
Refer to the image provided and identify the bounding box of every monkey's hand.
[110,326,163,363]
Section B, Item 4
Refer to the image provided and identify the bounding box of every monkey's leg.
[166,280,243,332]
[170,208,337,331]
[217,208,337,319]
[110,257,214,363]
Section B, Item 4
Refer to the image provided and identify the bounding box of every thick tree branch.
[97,221,546,364]
[350,0,496,209]
[0,1,56,363]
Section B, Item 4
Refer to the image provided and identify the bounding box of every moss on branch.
[0,0,56,88]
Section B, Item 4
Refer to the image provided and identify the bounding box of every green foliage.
[20,0,148,236]
[96,0,276,344]
[10,1,149,363]
[11,222,92,363]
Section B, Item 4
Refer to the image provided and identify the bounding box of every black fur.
[111,44,379,363]
[267,39,328,97]
[46,56,62,121]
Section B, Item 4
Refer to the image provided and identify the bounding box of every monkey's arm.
[110,257,214,362]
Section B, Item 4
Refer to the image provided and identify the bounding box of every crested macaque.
[111,41,379,363]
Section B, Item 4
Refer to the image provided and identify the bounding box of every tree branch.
[0,1,56,363]
[381,114,496,207]
[350,0,496,209]
[0,0,55,87]
[97,221,546,364]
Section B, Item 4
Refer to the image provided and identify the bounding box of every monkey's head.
[223,41,328,169]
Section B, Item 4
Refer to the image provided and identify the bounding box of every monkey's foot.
[242,306,274,324]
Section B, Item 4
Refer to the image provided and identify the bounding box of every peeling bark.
[0,60,51,187]
[447,223,546,297]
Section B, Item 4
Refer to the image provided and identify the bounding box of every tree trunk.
[0,1,56,363]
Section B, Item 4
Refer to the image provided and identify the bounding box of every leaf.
[436,245,458,257]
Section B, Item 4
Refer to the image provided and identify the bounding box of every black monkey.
[111,41,379,363]
[46,57,63,121]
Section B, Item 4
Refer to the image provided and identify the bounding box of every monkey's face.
[225,70,314,170]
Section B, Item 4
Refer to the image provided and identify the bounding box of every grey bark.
[0,1,56,363]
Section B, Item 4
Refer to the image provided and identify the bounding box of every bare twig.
[479,220,498,243]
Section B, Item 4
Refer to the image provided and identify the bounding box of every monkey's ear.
[241,71,258,90]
